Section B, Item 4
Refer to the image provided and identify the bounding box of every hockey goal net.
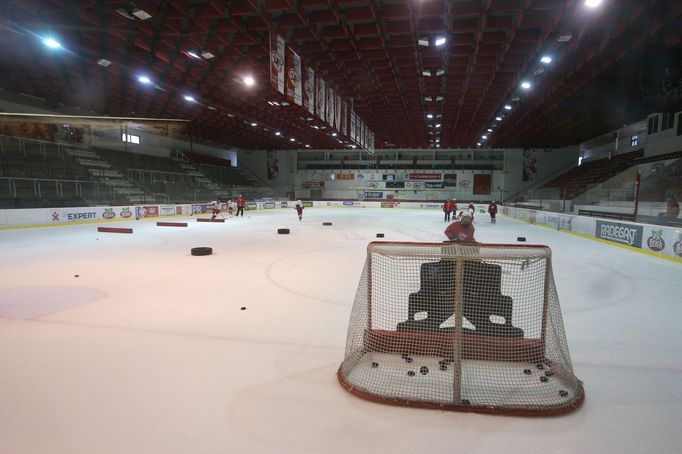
[338,241,584,416]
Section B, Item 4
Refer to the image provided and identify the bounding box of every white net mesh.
[338,242,584,415]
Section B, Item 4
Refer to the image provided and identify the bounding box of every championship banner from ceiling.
[316,78,326,121]
[303,67,315,115]
[327,87,335,127]
[269,33,285,94]
[335,95,342,131]
[286,47,302,106]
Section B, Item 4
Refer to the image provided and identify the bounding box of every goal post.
[337,241,584,416]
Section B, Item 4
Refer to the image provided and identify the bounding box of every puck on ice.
[240,307,246,310]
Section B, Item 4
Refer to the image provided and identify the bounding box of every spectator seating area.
[0,134,259,209]
[542,150,644,199]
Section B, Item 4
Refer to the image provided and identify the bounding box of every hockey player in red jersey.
[444,213,476,243]
[488,201,498,224]
[442,200,452,222]
[295,200,304,221]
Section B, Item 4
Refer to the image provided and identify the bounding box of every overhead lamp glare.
[434,37,447,47]
[521,81,531,90]
[585,0,602,7]
[42,38,62,49]
[540,56,552,64]
[137,75,152,84]
[243,76,255,86]
[183,95,196,102]
[504,104,512,110]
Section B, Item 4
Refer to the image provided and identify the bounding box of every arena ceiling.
[0,0,680,151]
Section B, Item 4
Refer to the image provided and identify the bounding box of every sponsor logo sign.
[303,181,325,188]
[529,210,537,224]
[160,205,175,216]
[420,203,441,209]
[674,233,682,257]
[303,201,313,207]
[425,182,444,189]
[120,207,132,218]
[385,181,405,189]
[281,201,288,208]
[192,204,203,215]
[596,221,643,247]
[458,180,470,188]
[52,212,59,221]
[405,182,425,190]
[335,173,355,180]
[246,202,258,210]
[408,173,441,181]
[355,173,365,180]
[381,202,400,208]
[364,191,383,199]
[342,201,354,206]
[264,202,276,209]
[65,210,97,222]
[367,182,379,189]
[102,208,116,219]
[143,206,159,217]
[646,230,665,251]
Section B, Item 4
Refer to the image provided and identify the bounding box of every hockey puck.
[420,366,429,375]
[191,247,213,256]
[517,237,526,242]
[74,274,79,278]
[277,228,290,234]
[376,233,385,238]
[240,307,246,310]
[407,370,415,377]
[322,222,332,226]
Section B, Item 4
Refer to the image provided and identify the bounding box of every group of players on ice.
[443,199,498,243]
[209,196,305,221]
[208,195,497,244]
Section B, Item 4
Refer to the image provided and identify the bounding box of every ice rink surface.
[1,207,681,454]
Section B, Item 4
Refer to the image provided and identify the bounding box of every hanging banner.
[335,95,342,131]
[304,67,315,115]
[286,47,302,106]
[316,78,326,121]
[269,33,285,94]
[327,87,335,127]
[343,101,350,137]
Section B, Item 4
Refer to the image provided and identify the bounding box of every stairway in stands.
[64,146,146,204]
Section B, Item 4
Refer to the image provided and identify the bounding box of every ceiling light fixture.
[290,138,295,142]
[495,116,503,121]
[42,38,62,49]
[183,95,196,102]
[97,58,111,67]
[585,0,602,7]
[331,132,337,137]
[540,55,552,64]
[520,81,531,90]
[422,69,432,77]
[201,51,215,59]
[435,68,445,76]
[418,37,430,47]
[482,135,488,139]
[250,122,257,126]
[504,105,512,110]
[275,131,282,136]
[434,37,447,47]
[186,51,201,59]
[487,128,493,132]
[243,76,255,86]
[426,113,434,119]
[137,75,152,84]
[132,8,152,20]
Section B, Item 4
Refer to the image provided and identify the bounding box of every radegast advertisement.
[596,220,643,248]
